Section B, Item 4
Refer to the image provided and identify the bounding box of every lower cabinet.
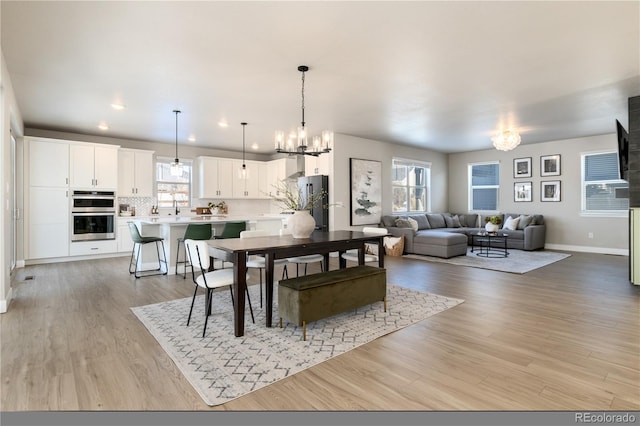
[28,187,69,259]
[117,222,134,253]
[69,240,118,256]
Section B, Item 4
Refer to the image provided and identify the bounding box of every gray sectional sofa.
[381,212,546,258]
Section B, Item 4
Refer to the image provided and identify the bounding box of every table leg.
[378,237,385,268]
[233,251,247,337]
[265,252,275,328]
[338,251,347,269]
[358,243,365,265]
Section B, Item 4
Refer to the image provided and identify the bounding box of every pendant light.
[275,65,333,156]
[170,109,183,177]
[238,122,249,179]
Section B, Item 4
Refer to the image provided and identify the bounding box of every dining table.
[207,230,387,337]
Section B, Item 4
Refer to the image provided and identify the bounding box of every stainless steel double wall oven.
[71,190,116,241]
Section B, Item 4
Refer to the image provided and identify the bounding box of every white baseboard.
[545,243,629,256]
[26,252,129,266]
[0,287,13,313]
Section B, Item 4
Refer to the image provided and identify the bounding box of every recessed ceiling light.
[98,122,109,131]
[110,103,125,110]
[251,143,259,150]
[218,121,228,128]
[188,135,196,142]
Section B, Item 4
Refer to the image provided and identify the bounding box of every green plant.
[484,215,502,225]
[269,180,326,211]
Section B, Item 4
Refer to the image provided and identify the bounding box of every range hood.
[284,155,305,180]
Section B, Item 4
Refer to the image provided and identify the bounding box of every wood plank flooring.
[1,251,638,411]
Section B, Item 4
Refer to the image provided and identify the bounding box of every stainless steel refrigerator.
[298,175,329,231]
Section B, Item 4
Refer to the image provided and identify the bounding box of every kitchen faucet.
[174,200,180,215]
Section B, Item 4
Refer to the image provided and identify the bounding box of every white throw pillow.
[503,216,520,231]
[406,217,419,232]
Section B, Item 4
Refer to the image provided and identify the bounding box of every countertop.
[122,214,289,225]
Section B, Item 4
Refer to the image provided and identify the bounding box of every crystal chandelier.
[170,109,183,176]
[275,65,333,156]
[492,129,521,151]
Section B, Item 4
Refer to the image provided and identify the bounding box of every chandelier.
[275,65,333,156]
[170,109,183,176]
[492,129,521,151]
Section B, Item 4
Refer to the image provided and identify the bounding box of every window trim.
[580,150,629,218]
[391,158,431,214]
[468,161,500,213]
[156,156,193,208]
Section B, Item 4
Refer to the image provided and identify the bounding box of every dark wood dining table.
[207,230,386,337]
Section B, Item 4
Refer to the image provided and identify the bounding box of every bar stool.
[212,221,247,268]
[175,223,213,278]
[128,222,168,278]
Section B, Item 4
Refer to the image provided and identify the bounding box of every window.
[582,152,628,215]
[392,159,430,213]
[469,162,500,211]
[156,158,192,208]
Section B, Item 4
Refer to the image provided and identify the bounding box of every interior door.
[10,133,16,272]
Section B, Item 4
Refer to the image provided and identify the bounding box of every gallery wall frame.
[540,154,561,176]
[513,157,532,178]
[541,180,561,202]
[349,158,382,225]
[514,181,532,202]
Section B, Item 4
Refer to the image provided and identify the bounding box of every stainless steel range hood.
[284,155,305,180]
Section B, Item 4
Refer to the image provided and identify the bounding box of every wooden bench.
[278,265,387,340]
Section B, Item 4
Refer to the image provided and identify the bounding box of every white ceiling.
[2,1,639,154]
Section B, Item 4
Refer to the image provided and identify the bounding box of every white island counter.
[128,214,288,275]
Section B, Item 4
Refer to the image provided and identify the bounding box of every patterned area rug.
[404,248,571,274]
[131,283,463,406]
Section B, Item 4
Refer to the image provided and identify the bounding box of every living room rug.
[131,283,463,406]
[404,248,570,274]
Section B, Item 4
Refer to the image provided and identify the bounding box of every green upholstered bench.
[278,265,387,340]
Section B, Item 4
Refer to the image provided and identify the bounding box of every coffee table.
[470,233,509,258]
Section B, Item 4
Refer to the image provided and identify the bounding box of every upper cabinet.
[118,149,154,197]
[28,138,69,187]
[197,156,234,199]
[304,152,332,176]
[265,158,287,198]
[70,144,118,189]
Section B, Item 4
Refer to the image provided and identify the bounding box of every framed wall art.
[514,181,532,202]
[541,180,561,202]
[513,157,532,178]
[540,154,561,176]
[349,158,382,225]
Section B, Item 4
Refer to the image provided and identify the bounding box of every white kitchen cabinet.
[69,240,118,256]
[28,138,69,187]
[266,158,287,197]
[304,152,332,176]
[117,218,134,253]
[197,156,233,199]
[257,162,269,199]
[231,160,262,198]
[28,187,69,259]
[70,144,118,189]
[118,149,154,197]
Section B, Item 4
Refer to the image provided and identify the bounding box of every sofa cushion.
[517,214,533,229]
[394,218,415,230]
[456,213,478,228]
[530,214,544,225]
[503,216,520,231]
[414,231,467,246]
[408,214,430,230]
[381,215,397,228]
[426,213,446,229]
[442,213,461,228]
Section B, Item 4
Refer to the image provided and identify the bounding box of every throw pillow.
[395,218,413,229]
[451,215,462,228]
[517,215,533,230]
[503,216,520,231]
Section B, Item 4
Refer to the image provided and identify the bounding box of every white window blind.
[469,162,499,211]
[582,152,628,213]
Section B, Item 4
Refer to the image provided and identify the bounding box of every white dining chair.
[280,229,325,277]
[240,229,289,308]
[185,239,254,338]
[341,227,388,264]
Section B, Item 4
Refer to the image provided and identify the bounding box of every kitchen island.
[129,215,288,275]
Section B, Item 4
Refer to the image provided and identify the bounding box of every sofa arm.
[387,227,415,254]
[523,224,546,250]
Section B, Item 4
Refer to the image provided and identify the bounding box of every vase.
[287,210,316,238]
[485,222,499,233]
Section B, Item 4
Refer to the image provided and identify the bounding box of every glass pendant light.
[170,109,183,176]
[238,122,249,179]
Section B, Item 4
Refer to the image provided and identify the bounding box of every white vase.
[287,210,316,238]
[485,222,499,233]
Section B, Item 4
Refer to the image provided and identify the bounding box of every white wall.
[331,134,449,231]
[448,134,628,254]
[1,50,25,312]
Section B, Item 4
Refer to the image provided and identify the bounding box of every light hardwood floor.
[1,251,638,411]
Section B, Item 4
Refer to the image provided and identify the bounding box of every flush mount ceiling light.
[492,129,521,151]
[275,65,333,157]
[98,122,109,131]
[110,103,125,110]
[238,122,249,179]
[170,109,183,177]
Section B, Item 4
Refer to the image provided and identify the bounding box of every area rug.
[404,248,570,274]
[131,283,463,406]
